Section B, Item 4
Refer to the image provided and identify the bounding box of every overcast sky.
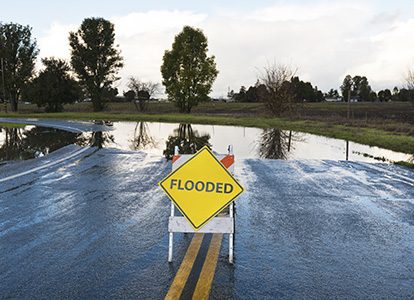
[3,0,414,97]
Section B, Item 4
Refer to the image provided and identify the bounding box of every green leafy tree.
[0,22,39,111]
[391,87,399,101]
[234,86,247,102]
[161,26,218,113]
[245,84,267,103]
[24,58,81,112]
[369,91,377,102]
[399,88,414,102]
[123,90,135,101]
[69,17,123,112]
[352,75,371,101]
[358,77,371,101]
[290,76,323,102]
[378,89,392,102]
[327,89,339,97]
[340,75,353,99]
[378,90,385,102]
[340,75,371,101]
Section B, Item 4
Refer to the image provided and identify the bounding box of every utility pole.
[347,89,350,120]
[1,57,6,113]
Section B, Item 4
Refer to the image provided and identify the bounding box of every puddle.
[0,121,412,164]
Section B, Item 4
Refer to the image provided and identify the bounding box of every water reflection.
[0,126,80,162]
[163,124,211,160]
[0,125,116,162]
[129,122,158,151]
[1,121,412,164]
[82,131,115,149]
[257,129,301,160]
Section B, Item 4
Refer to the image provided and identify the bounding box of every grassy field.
[1,101,414,159]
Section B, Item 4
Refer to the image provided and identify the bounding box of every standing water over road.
[0,120,412,164]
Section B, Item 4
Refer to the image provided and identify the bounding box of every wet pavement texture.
[227,159,414,299]
[1,127,414,299]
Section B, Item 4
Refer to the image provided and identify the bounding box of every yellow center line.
[165,233,205,300]
[192,233,224,300]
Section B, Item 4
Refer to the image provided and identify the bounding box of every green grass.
[0,122,27,128]
[394,161,414,168]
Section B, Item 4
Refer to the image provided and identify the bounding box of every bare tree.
[257,129,291,160]
[259,62,297,116]
[127,76,161,112]
[405,69,414,89]
[129,122,158,151]
[404,69,414,106]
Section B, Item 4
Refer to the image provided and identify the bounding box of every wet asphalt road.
[1,120,414,299]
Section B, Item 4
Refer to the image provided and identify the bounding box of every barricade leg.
[168,202,175,263]
[168,146,180,263]
[229,202,234,264]
[228,145,234,264]
[168,232,174,263]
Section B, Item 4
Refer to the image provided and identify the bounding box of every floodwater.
[0,120,412,164]
[1,118,414,299]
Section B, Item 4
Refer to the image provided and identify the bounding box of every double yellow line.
[165,233,223,300]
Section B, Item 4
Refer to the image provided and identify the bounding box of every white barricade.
[168,145,236,264]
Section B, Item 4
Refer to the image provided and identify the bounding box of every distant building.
[325,97,342,102]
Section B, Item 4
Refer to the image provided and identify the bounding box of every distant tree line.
[231,72,414,112]
[1,18,414,114]
[339,74,414,103]
[231,77,324,104]
[228,63,324,116]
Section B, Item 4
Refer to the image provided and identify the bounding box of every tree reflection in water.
[80,131,115,149]
[129,122,158,151]
[0,126,81,162]
[0,125,117,163]
[257,128,300,160]
[163,123,211,160]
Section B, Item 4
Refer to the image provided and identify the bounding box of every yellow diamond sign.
[159,146,245,231]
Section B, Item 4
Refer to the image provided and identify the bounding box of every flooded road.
[1,119,414,299]
[1,117,412,163]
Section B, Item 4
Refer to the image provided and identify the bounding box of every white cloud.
[112,10,207,38]
[347,18,414,89]
[205,2,374,95]
[111,10,207,94]
[246,0,370,23]
[36,3,414,97]
[206,1,414,94]
[37,21,77,61]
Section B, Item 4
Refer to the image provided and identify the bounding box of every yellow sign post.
[159,146,245,231]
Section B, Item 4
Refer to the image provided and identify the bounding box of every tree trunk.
[10,98,18,112]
